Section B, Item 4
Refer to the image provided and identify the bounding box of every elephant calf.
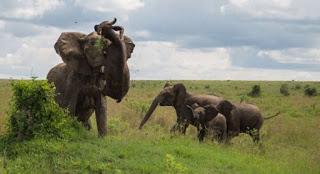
[187,103,227,143]
[216,100,280,143]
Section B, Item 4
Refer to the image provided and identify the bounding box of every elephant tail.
[263,111,280,120]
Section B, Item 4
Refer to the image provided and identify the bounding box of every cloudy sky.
[0,0,320,80]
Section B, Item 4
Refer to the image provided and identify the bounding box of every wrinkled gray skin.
[216,100,279,143]
[187,103,227,143]
[139,83,223,134]
[47,19,135,137]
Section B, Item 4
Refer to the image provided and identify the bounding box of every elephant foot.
[253,137,260,144]
[98,131,106,138]
[170,124,178,134]
[83,121,92,130]
[198,129,206,142]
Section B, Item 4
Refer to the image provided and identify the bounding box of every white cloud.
[0,1,320,81]
[223,0,320,20]
[0,53,22,65]
[0,23,63,78]
[0,0,64,19]
[258,48,320,64]
[74,0,144,12]
[134,30,151,39]
[129,41,231,80]
[0,20,5,29]
[129,41,320,80]
[0,73,31,79]
[214,67,320,81]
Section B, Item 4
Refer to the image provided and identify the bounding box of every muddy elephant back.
[208,114,227,140]
[187,95,223,106]
[236,103,263,131]
[47,63,70,105]
[209,114,226,131]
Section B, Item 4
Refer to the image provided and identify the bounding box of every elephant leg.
[180,122,189,135]
[198,128,206,142]
[217,130,224,143]
[94,93,106,137]
[249,129,260,143]
[64,74,81,116]
[170,121,188,135]
[77,109,94,130]
[221,129,227,144]
[170,123,179,133]
[226,130,239,144]
[84,119,92,130]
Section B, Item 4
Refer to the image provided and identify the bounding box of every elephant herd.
[47,19,279,143]
[139,83,280,143]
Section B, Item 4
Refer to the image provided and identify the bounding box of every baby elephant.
[187,104,227,143]
[216,100,280,143]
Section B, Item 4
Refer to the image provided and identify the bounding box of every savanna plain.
[0,80,319,173]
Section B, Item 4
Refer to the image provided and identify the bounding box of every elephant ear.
[173,83,187,106]
[186,104,195,114]
[123,35,135,59]
[54,32,91,75]
[203,104,219,121]
[216,100,234,116]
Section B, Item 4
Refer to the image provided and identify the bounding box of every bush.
[280,84,290,96]
[304,87,317,97]
[5,79,80,141]
[248,85,261,97]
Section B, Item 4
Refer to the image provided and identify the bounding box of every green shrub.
[248,85,261,97]
[5,79,80,141]
[280,84,290,96]
[304,86,317,96]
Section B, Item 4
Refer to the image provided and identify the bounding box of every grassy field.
[0,80,320,173]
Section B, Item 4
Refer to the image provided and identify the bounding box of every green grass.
[1,80,320,173]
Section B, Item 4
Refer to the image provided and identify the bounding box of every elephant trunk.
[139,95,163,129]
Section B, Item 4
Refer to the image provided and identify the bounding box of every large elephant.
[215,100,280,143]
[47,19,135,137]
[138,83,223,134]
